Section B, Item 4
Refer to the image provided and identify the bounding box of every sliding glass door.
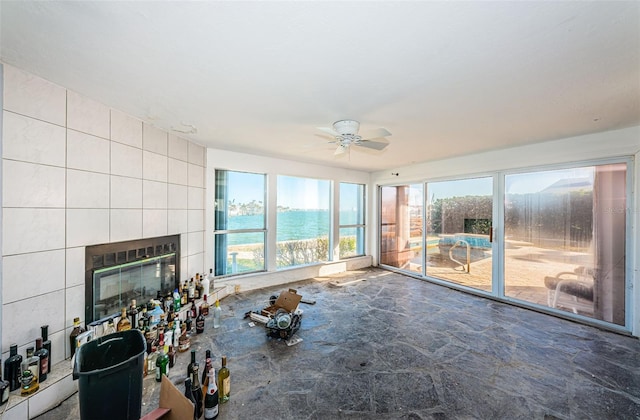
[379,159,630,329]
[504,163,627,326]
[425,177,493,292]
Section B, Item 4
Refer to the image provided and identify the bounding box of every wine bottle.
[117,308,132,331]
[155,341,169,382]
[196,307,205,334]
[184,377,197,420]
[41,325,52,375]
[0,361,9,405]
[34,338,49,383]
[187,349,198,378]
[5,343,23,391]
[20,347,39,396]
[201,350,212,385]
[69,317,85,358]
[191,365,203,419]
[218,356,230,403]
[204,367,219,419]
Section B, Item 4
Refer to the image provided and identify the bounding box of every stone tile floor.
[37,267,639,419]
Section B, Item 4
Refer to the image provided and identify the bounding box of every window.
[504,163,627,325]
[214,170,266,276]
[339,183,365,258]
[276,176,330,268]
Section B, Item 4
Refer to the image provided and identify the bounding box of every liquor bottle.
[190,365,203,419]
[204,367,219,419]
[188,278,195,300]
[213,300,221,329]
[34,338,49,383]
[128,299,139,327]
[202,269,212,301]
[4,344,22,391]
[69,317,85,358]
[155,341,169,382]
[146,346,158,377]
[0,361,9,405]
[201,350,212,385]
[20,347,39,396]
[196,307,205,334]
[173,319,181,349]
[41,325,52,375]
[184,377,197,420]
[218,356,230,403]
[200,295,210,316]
[185,311,193,333]
[104,319,117,336]
[181,281,188,305]
[190,299,198,320]
[178,329,191,353]
[117,308,132,331]
[168,345,176,369]
[173,288,181,312]
[187,349,198,378]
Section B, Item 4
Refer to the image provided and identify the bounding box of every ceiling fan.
[317,120,391,155]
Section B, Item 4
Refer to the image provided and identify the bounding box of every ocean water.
[225,210,359,245]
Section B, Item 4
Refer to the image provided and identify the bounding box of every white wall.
[370,125,640,336]
[1,64,207,366]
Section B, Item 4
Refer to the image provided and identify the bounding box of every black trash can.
[72,329,146,420]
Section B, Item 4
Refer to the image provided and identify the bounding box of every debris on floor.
[244,288,305,340]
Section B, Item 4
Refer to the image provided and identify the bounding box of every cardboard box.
[140,375,194,420]
[261,288,302,317]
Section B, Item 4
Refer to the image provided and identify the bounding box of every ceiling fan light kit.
[317,119,391,155]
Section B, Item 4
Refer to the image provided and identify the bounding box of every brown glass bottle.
[69,317,85,358]
[34,337,49,383]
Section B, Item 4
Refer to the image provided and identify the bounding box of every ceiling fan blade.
[361,127,391,139]
[358,139,389,150]
[317,127,340,137]
[334,145,348,155]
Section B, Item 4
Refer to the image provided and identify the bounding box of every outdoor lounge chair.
[544,266,594,314]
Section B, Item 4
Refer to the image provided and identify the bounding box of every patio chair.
[544,266,594,314]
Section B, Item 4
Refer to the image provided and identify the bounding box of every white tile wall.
[111,108,142,148]
[143,151,168,182]
[3,160,66,208]
[67,130,110,174]
[110,175,143,208]
[168,134,189,161]
[168,157,188,185]
[110,209,143,242]
[111,141,143,178]
[2,250,66,303]
[2,65,66,126]
[67,90,110,139]
[66,169,109,208]
[143,180,168,209]
[143,123,168,155]
[2,111,66,166]
[2,208,66,255]
[168,184,188,209]
[1,65,207,412]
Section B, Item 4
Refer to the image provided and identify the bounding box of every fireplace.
[85,235,180,323]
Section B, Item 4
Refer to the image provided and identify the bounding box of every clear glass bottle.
[218,356,230,403]
[146,346,158,377]
[117,308,132,331]
[213,300,222,329]
[69,317,85,358]
[20,347,39,396]
[5,343,23,391]
[34,338,49,383]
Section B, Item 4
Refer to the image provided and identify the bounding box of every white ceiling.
[2,1,639,172]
